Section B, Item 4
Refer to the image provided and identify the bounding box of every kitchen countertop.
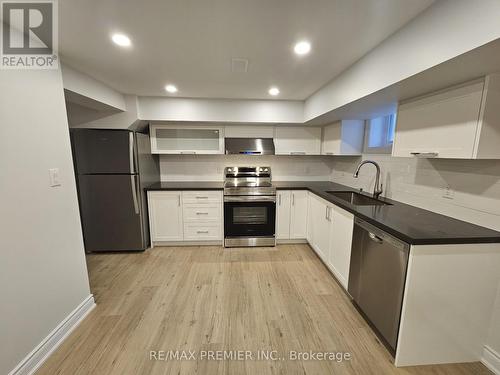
[146,181,224,190]
[145,181,500,245]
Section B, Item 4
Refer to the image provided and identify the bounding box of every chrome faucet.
[353,160,383,199]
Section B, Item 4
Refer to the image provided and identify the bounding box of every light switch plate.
[49,168,61,187]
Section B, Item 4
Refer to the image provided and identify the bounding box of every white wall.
[305,0,500,121]
[68,94,140,129]
[0,66,92,373]
[486,286,500,362]
[62,63,126,111]
[138,96,304,123]
[160,155,334,182]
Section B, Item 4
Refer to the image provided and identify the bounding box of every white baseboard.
[9,294,96,375]
[152,240,223,247]
[482,345,500,375]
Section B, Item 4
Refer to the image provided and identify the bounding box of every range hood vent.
[225,138,275,155]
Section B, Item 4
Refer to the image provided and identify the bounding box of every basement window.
[363,114,396,154]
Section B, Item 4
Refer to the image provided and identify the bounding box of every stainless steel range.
[223,166,276,247]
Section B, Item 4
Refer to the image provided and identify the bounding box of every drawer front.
[183,205,221,222]
[183,224,222,240]
[182,191,222,203]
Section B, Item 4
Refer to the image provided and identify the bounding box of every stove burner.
[223,166,275,196]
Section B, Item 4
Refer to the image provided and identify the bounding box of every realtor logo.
[1,0,58,69]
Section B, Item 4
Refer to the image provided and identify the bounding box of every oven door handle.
[224,195,276,203]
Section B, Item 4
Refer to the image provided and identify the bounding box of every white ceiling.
[59,0,435,100]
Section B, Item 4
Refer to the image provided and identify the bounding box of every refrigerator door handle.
[131,175,139,214]
[129,132,135,173]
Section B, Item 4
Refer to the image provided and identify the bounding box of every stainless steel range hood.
[225,138,275,155]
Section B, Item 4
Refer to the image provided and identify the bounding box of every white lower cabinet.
[276,191,291,239]
[182,191,222,241]
[308,193,333,262]
[306,193,354,290]
[147,190,222,245]
[276,190,308,240]
[147,191,184,242]
[326,206,354,289]
[290,191,308,239]
[183,223,221,241]
[306,193,314,244]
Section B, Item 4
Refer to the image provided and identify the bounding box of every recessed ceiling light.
[165,84,178,93]
[268,87,280,96]
[111,33,131,47]
[294,40,311,55]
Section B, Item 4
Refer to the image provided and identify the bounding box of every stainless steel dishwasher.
[348,218,410,355]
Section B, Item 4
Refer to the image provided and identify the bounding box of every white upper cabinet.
[393,75,500,159]
[274,126,322,155]
[150,124,224,154]
[321,120,365,156]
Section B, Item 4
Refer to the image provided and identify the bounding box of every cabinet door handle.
[178,195,181,207]
[196,212,209,215]
[197,230,209,234]
[196,196,209,199]
[181,151,196,154]
[325,206,328,219]
[290,151,306,155]
[410,152,438,158]
[292,193,295,206]
[279,194,282,206]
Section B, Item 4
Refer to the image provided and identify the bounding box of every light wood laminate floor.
[37,245,492,375]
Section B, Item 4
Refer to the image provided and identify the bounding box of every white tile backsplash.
[330,154,500,231]
[160,155,335,182]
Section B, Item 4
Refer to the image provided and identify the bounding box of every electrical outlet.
[442,185,455,199]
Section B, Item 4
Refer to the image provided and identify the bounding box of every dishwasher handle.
[355,217,410,252]
[368,232,383,244]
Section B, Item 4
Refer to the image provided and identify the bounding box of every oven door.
[224,196,276,238]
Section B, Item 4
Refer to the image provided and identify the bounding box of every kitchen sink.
[326,191,392,206]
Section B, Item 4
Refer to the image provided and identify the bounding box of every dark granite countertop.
[145,181,500,245]
[146,181,224,190]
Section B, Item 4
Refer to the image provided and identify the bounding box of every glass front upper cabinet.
[150,124,224,154]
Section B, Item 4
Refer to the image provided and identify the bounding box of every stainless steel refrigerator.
[71,129,160,252]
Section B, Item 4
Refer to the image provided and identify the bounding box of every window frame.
[362,114,396,154]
